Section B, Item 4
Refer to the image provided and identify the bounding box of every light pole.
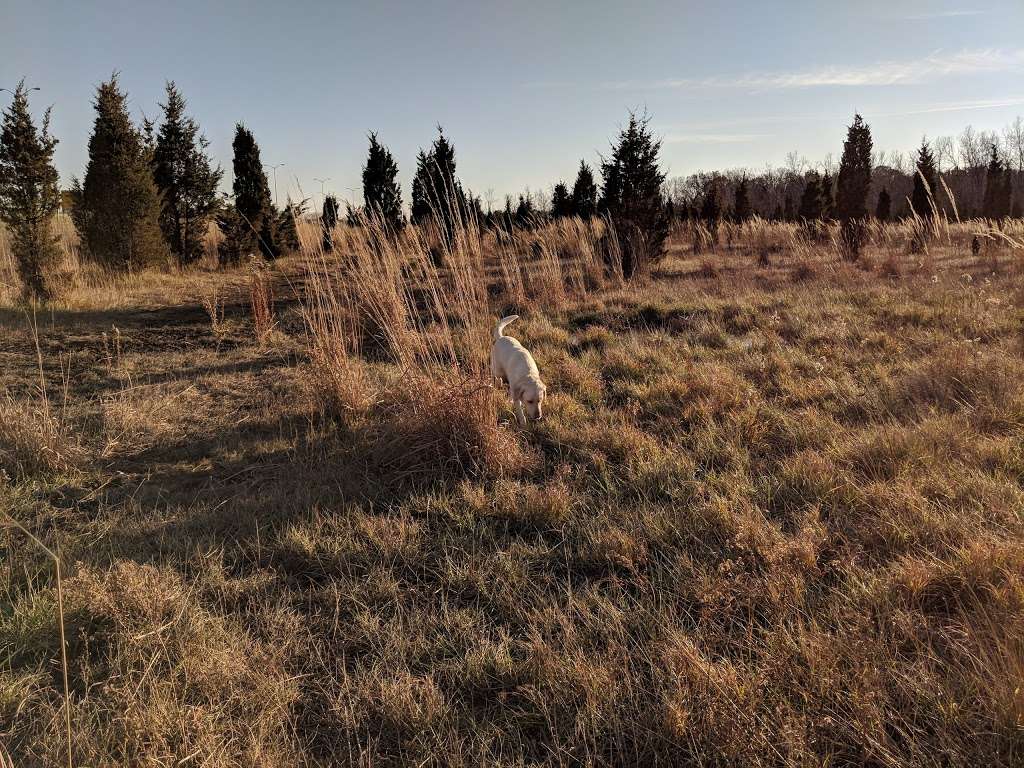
[314,177,330,210]
[0,86,41,98]
[265,163,285,208]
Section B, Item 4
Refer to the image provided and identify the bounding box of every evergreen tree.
[499,195,515,233]
[982,144,1012,220]
[229,123,278,259]
[0,81,61,300]
[215,202,250,266]
[665,198,677,222]
[875,187,892,221]
[798,172,823,221]
[513,194,535,229]
[362,132,403,232]
[910,139,939,219]
[73,75,168,271]
[835,113,873,258]
[570,161,598,219]
[152,82,222,266]
[700,185,721,229]
[783,193,795,222]
[550,182,572,218]
[276,197,307,252]
[599,113,668,279]
[464,190,485,224]
[819,170,835,220]
[321,194,339,252]
[410,150,430,224]
[733,177,751,222]
[345,201,363,228]
[409,127,465,237]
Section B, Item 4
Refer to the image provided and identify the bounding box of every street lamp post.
[0,86,41,98]
[314,177,330,210]
[266,163,285,208]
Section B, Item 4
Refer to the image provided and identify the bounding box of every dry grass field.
[1,216,1023,766]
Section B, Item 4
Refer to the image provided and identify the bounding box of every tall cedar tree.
[570,161,598,219]
[465,191,485,224]
[215,202,249,267]
[73,75,168,271]
[498,195,515,233]
[798,173,823,221]
[875,187,892,221]
[321,194,339,252]
[362,133,404,232]
[409,127,465,237]
[836,113,873,258]
[982,145,1012,220]
[733,177,752,222]
[514,195,535,229]
[345,201,362,228]
[700,185,721,230]
[0,81,61,300]
[410,150,431,224]
[277,197,307,252]
[229,124,278,259]
[152,82,222,266]
[820,170,835,220]
[599,113,668,279]
[910,139,939,219]
[783,194,796,222]
[550,182,572,218]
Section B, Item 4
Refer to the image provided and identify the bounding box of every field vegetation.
[2,211,1023,766]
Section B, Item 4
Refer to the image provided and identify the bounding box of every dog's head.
[519,379,547,421]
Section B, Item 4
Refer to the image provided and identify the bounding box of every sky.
[4,0,1024,209]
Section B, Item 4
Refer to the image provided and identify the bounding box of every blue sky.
[4,0,1023,207]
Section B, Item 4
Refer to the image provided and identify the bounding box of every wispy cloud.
[655,96,1024,138]
[877,96,1024,117]
[601,48,1024,91]
[895,10,987,20]
[663,133,767,144]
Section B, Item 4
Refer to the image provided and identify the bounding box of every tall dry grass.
[0,218,231,309]
[0,319,81,482]
[300,210,539,486]
[3,204,1024,765]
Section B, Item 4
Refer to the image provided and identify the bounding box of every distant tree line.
[661,117,1024,228]
[2,75,1023,300]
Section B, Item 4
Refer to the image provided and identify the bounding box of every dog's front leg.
[510,384,527,426]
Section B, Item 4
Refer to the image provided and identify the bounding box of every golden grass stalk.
[249,256,276,344]
[1,514,73,768]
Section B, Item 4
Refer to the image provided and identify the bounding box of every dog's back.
[491,315,539,381]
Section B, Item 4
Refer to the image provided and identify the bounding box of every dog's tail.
[495,314,519,339]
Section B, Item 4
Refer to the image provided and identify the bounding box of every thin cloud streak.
[601,48,1024,91]
[896,10,987,20]
[878,96,1024,116]
[654,97,1024,139]
[663,133,768,144]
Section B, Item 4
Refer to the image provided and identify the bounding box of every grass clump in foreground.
[0,218,1023,766]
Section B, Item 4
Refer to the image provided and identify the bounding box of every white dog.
[491,315,546,425]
